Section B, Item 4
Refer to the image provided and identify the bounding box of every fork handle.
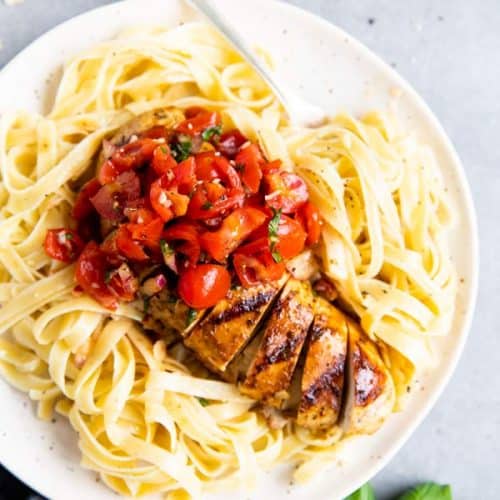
[187,0,290,115]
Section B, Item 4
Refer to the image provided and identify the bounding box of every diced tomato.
[111,138,158,171]
[233,253,262,287]
[233,252,285,288]
[115,226,148,261]
[127,217,164,250]
[257,251,287,281]
[98,138,158,184]
[244,192,269,212]
[217,129,248,158]
[90,171,141,221]
[176,110,222,137]
[125,206,155,224]
[75,241,117,310]
[204,182,227,201]
[195,152,242,190]
[99,230,122,266]
[234,235,287,285]
[163,221,201,266]
[168,191,190,217]
[264,172,309,214]
[234,236,268,256]
[199,207,267,262]
[72,179,101,220]
[44,229,84,263]
[184,106,206,119]
[150,176,190,222]
[261,159,282,175]
[98,160,119,186]
[151,145,177,176]
[297,201,322,246]
[187,183,244,220]
[174,156,197,195]
[140,125,169,140]
[107,263,139,302]
[195,152,220,181]
[235,144,264,193]
[177,264,230,308]
[250,213,307,261]
[214,155,242,190]
[274,215,307,259]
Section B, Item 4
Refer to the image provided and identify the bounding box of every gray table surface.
[0,1,497,499]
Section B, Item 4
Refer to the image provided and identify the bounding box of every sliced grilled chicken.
[296,298,348,430]
[342,319,395,435]
[143,288,205,344]
[184,278,287,374]
[223,327,264,383]
[240,279,314,408]
[97,107,186,165]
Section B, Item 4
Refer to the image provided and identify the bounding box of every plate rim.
[0,0,479,498]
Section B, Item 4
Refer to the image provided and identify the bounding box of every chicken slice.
[223,327,264,384]
[296,298,348,430]
[143,288,206,344]
[240,279,314,408]
[184,278,287,374]
[341,319,395,435]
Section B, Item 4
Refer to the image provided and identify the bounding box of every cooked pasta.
[0,22,456,498]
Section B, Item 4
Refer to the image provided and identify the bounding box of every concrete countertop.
[0,1,497,499]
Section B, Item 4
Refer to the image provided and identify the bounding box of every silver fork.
[187,0,327,127]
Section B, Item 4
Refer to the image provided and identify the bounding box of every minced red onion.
[141,274,167,296]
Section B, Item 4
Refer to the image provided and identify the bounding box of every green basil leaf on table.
[344,483,376,500]
[398,482,452,500]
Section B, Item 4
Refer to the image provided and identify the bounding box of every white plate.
[0,1,478,499]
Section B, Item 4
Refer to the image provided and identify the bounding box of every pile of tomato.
[44,107,322,310]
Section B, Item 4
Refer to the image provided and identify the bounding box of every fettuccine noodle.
[0,23,456,498]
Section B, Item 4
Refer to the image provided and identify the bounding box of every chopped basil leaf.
[104,270,113,284]
[271,249,283,263]
[197,397,210,407]
[65,232,73,240]
[160,146,168,154]
[201,201,213,210]
[344,483,375,500]
[345,482,452,500]
[160,239,174,256]
[268,208,282,263]
[143,297,151,314]
[235,162,245,173]
[186,308,197,326]
[268,208,282,241]
[201,125,222,141]
[171,139,192,161]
